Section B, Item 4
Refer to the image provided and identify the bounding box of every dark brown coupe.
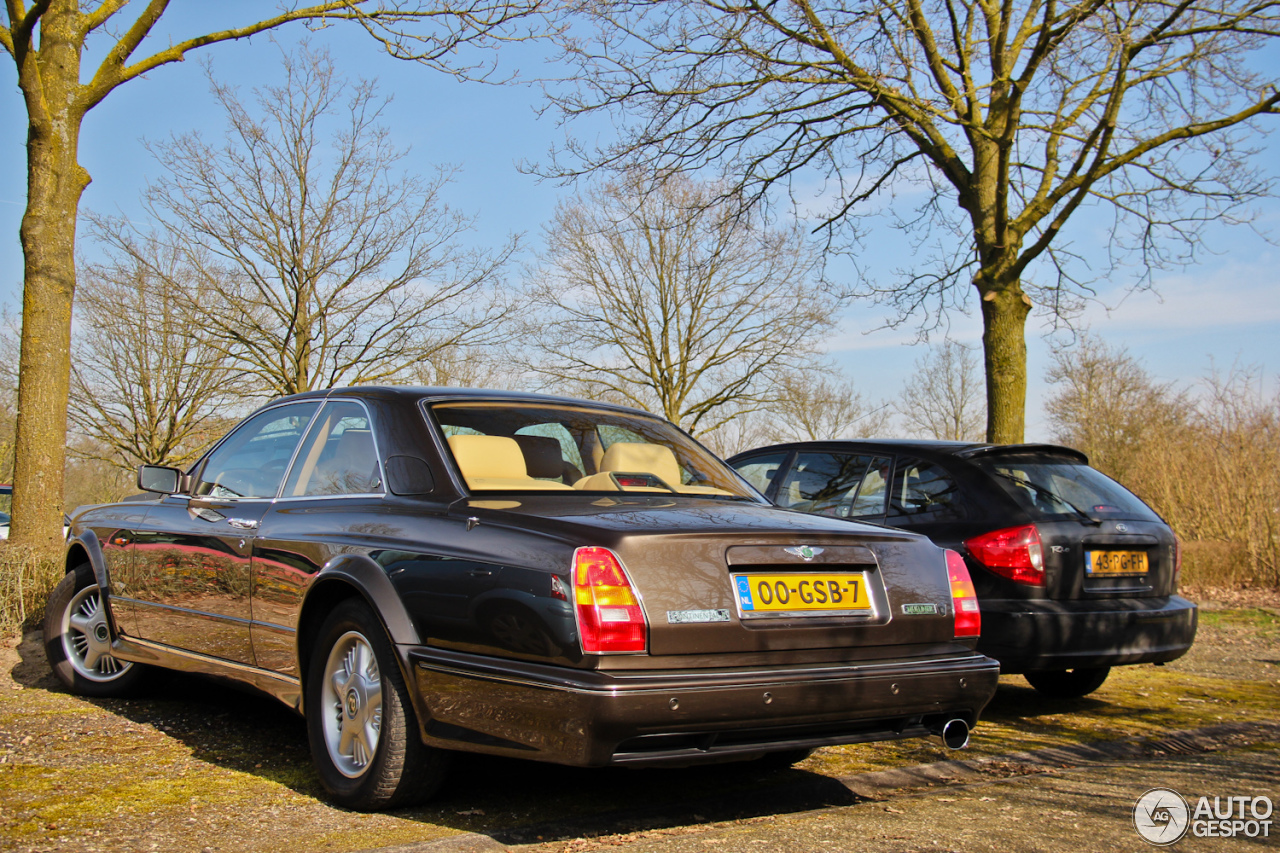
[46,388,998,810]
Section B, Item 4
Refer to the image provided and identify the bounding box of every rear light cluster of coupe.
[964,523,1044,585]
[573,547,648,653]
[945,549,981,638]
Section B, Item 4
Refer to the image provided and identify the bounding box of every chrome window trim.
[417,397,472,496]
[191,399,325,501]
[278,396,387,499]
[272,492,388,503]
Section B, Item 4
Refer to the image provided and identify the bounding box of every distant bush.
[1047,336,1279,589]
[0,544,63,634]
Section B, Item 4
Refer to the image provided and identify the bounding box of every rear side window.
[283,401,383,496]
[730,452,788,497]
[974,456,1162,522]
[887,458,965,523]
[776,452,892,518]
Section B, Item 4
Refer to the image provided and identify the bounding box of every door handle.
[468,570,493,578]
[227,518,260,530]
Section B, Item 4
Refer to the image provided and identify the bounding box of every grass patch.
[1197,608,1280,635]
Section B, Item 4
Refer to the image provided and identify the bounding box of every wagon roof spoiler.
[953,443,1089,465]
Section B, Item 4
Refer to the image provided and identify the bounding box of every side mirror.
[137,465,184,495]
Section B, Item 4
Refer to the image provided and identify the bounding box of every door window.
[886,458,965,523]
[730,452,788,498]
[194,403,320,499]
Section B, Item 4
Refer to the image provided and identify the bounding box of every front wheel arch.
[43,564,150,697]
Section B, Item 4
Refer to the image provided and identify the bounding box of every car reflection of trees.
[132,539,251,600]
[373,550,576,661]
[250,546,319,620]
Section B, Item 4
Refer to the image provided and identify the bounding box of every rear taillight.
[946,549,981,638]
[573,547,647,653]
[964,524,1045,585]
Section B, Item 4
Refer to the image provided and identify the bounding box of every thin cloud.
[1083,258,1280,331]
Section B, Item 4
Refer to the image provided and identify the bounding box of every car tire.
[1024,666,1111,698]
[43,566,149,697]
[305,598,450,811]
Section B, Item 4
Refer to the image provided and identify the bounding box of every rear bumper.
[977,594,1198,673]
[403,646,1000,766]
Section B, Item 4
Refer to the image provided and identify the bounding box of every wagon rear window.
[974,455,1161,522]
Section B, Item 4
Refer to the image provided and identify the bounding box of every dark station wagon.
[47,389,999,810]
[728,440,1197,699]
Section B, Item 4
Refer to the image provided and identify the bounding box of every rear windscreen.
[973,456,1162,523]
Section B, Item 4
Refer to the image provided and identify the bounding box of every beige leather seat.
[447,434,573,491]
[603,442,683,485]
[573,442,677,491]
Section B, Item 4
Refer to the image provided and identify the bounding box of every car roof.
[265,386,658,418]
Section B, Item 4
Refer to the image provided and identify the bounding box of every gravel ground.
[503,742,1280,853]
[1168,586,1280,682]
[1,591,1277,853]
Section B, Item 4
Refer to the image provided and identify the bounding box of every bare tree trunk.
[10,7,89,552]
[979,284,1031,445]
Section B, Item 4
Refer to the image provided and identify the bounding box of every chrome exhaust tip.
[939,718,970,750]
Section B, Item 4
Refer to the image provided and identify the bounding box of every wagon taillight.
[964,523,1045,585]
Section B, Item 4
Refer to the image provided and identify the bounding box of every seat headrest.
[599,442,682,487]
[513,434,566,480]
[447,434,528,480]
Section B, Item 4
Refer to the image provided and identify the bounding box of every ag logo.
[783,545,823,561]
[1134,787,1190,845]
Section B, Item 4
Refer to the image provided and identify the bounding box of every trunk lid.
[458,495,961,658]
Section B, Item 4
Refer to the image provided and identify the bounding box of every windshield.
[428,401,759,499]
[974,455,1162,523]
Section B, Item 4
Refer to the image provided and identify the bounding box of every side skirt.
[111,634,303,712]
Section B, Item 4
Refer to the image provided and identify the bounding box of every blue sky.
[1,7,1277,441]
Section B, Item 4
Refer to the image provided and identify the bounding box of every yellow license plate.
[1086,550,1149,575]
[734,573,871,615]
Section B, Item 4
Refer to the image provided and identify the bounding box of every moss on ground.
[1198,607,1280,635]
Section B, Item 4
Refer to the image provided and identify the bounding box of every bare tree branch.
[522,171,848,436]
[895,339,986,440]
[3,0,555,550]
[541,0,1280,443]
[100,46,517,399]
[70,234,243,471]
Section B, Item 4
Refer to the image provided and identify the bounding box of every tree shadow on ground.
[11,630,865,844]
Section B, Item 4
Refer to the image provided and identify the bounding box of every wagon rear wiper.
[991,471,1101,526]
